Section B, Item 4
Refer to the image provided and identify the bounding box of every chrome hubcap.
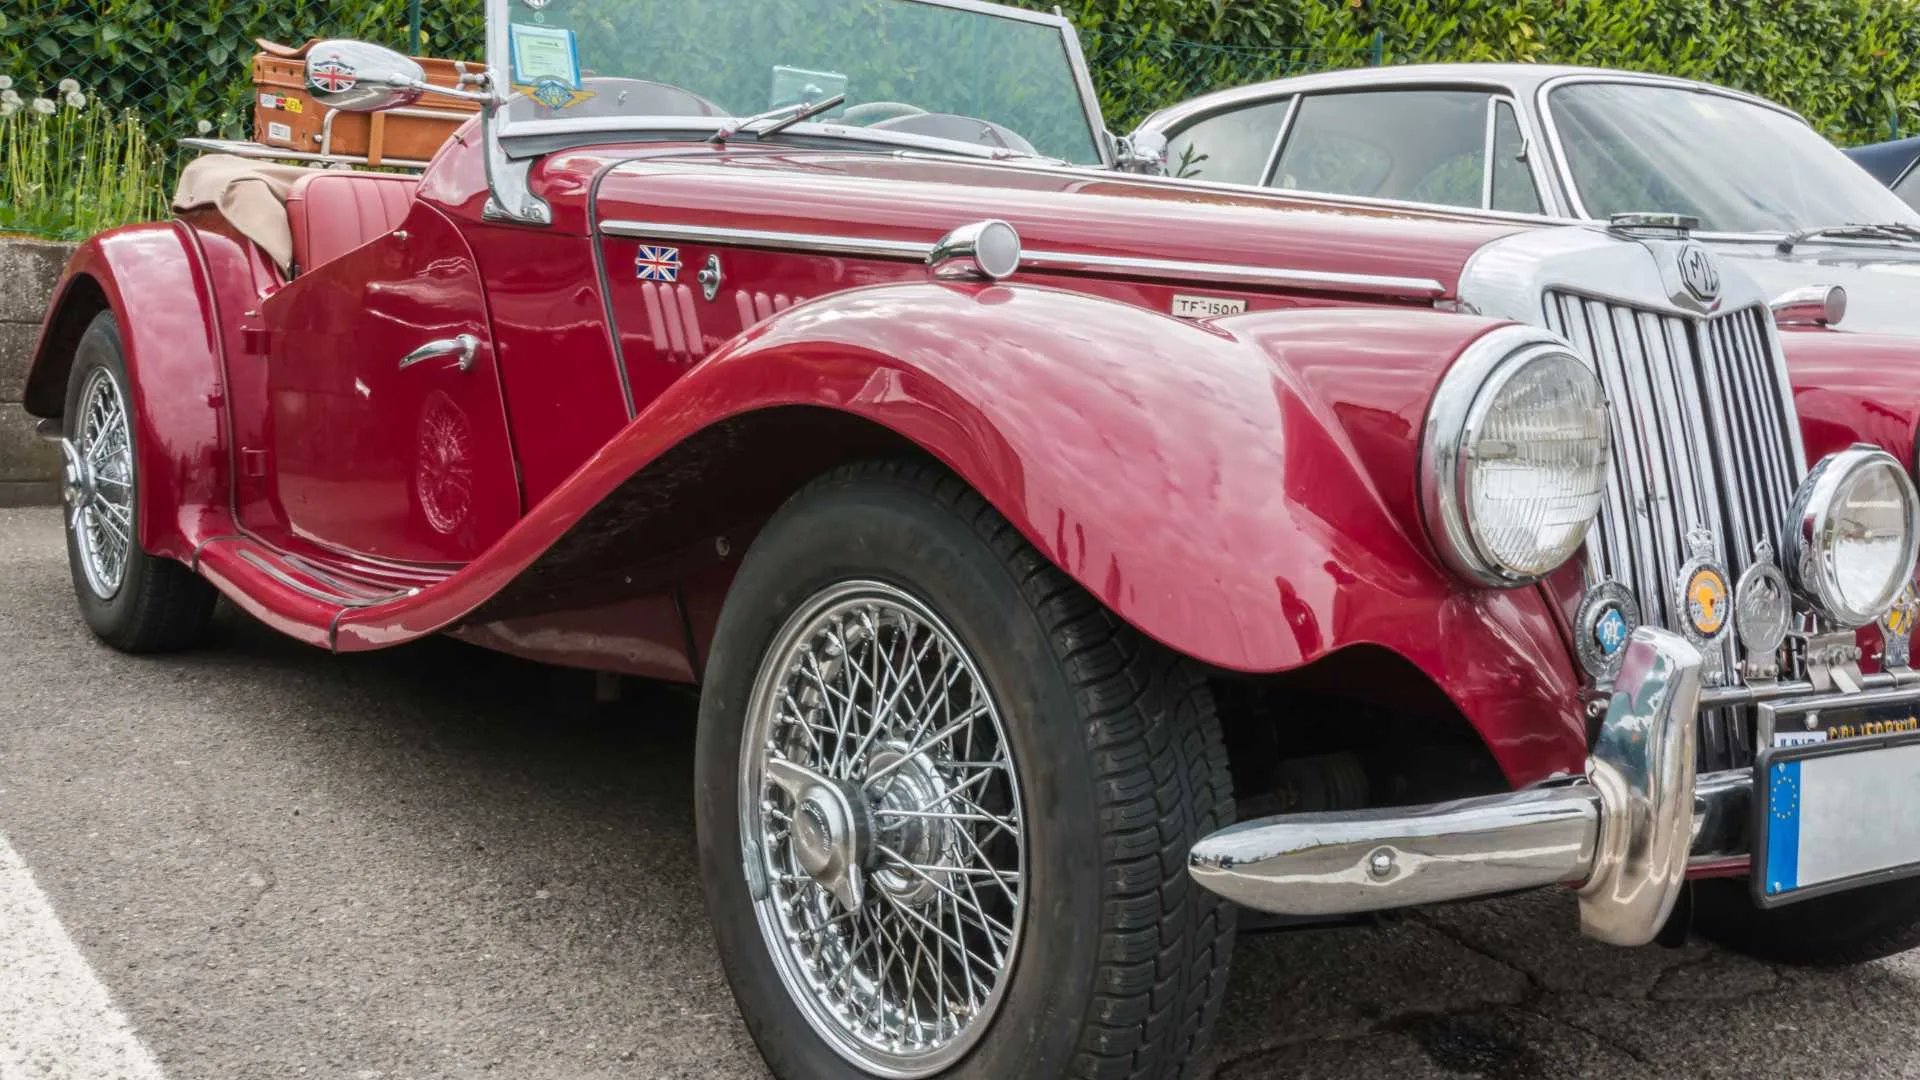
[67,367,134,599]
[741,581,1026,1077]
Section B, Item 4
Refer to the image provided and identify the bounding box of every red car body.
[20,118,1917,797]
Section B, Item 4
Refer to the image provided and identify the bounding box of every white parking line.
[0,833,166,1080]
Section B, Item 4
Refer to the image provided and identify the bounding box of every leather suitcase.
[251,38,482,166]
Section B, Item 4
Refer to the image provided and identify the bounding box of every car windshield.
[1549,81,1920,234]
[490,0,1105,165]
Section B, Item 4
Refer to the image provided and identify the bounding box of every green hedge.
[1052,0,1920,143]
[1,0,1917,159]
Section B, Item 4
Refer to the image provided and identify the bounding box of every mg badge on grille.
[1678,244,1721,304]
[1575,581,1641,680]
[1677,528,1731,645]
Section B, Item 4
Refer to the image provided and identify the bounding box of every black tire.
[61,312,216,653]
[695,459,1236,1080]
[1693,875,1920,966]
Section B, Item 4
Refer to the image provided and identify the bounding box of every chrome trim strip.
[235,549,392,609]
[189,534,249,573]
[1479,95,1498,210]
[600,220,930,260]
[1702,667,1920,708]
[281,554,408,603]
[1188,627,1702,947]
[588,166,639,419]
[1017,249,1447,296]
[598,219,1450,296]
[1255,94,1300,188]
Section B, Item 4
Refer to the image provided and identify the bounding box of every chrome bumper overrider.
[1190,627,1708,946]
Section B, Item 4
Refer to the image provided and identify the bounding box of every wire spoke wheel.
[740,580,1026,1077]
[67,365,135,600]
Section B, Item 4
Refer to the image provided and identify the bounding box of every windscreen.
[1550,82,1920,233]
[495,0,1105,164]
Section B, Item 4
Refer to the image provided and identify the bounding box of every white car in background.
[1130,64,1920,334]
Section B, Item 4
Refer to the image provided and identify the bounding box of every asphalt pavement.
[4,504,1920,1080]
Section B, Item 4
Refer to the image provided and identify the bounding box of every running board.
[193,536,430,650]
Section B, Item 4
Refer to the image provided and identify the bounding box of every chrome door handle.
[398,334,480,372]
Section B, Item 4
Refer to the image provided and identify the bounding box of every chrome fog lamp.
[1783,446,1920,627]
[1420,326,1612,586]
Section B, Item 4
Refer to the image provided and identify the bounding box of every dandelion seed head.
[0,101,16,117]
[196,119,213,134]
[30,97,55,115]
[64,91,85,109]
[57,77,79,93]
[0,89,18,105]
[0,75,13,91]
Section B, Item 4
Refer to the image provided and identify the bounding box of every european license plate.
[1754,732,1920,907]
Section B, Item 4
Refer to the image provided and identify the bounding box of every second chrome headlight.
[1421,326,1612,587]
[1784,446,1920,627]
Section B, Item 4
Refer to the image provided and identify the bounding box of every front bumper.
[1189,626,1709,946]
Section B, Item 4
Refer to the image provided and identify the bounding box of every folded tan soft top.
[171,153,316,272]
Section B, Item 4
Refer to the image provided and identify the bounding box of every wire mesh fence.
[1080,27,1383,129]
[0,0,1380,239]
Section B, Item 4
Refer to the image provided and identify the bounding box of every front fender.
[340,283,1585,784]
[24,223,228,562]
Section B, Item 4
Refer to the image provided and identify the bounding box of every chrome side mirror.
[304,39,493,112]
[304,40,429,113]
[1113,129,1168,176]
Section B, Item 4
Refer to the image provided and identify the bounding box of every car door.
[260,198,520,563]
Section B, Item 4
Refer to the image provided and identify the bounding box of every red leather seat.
[285,172,419,274]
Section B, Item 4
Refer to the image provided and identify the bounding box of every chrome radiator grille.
[1543,293,1806,768]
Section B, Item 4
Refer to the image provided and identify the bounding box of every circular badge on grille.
[1734,547,1792,658]
[1575,580,1641,680]
[1678,560,1732,644]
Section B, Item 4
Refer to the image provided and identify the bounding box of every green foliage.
[1014,0,1920,143]
[0,0,486,144]
[0,94,169,239]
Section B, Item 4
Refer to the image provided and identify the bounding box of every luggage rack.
[179,131,436,171]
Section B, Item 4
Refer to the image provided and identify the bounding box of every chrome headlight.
[1420,326,1612,586]
[1783,446,1920,627]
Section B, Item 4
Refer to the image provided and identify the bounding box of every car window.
[1164,98,1292,184]
[1271,89,1491,208]
[1894,165,1920,213]
[1490,100,1544,214]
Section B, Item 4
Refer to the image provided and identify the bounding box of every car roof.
[1844,135,1920,185]
[1135,62,1800,134]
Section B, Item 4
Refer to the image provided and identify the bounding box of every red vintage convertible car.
[23,0,1920,1077]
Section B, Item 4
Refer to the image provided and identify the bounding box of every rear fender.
[340,283,1585,784]
[23,223,229,561]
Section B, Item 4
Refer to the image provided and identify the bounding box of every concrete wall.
[0,239,74,508]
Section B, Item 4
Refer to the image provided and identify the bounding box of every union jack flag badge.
[309,57,357,94]
[635,246,682,282]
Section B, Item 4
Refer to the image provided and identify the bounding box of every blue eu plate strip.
[1766,759,1801,895]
